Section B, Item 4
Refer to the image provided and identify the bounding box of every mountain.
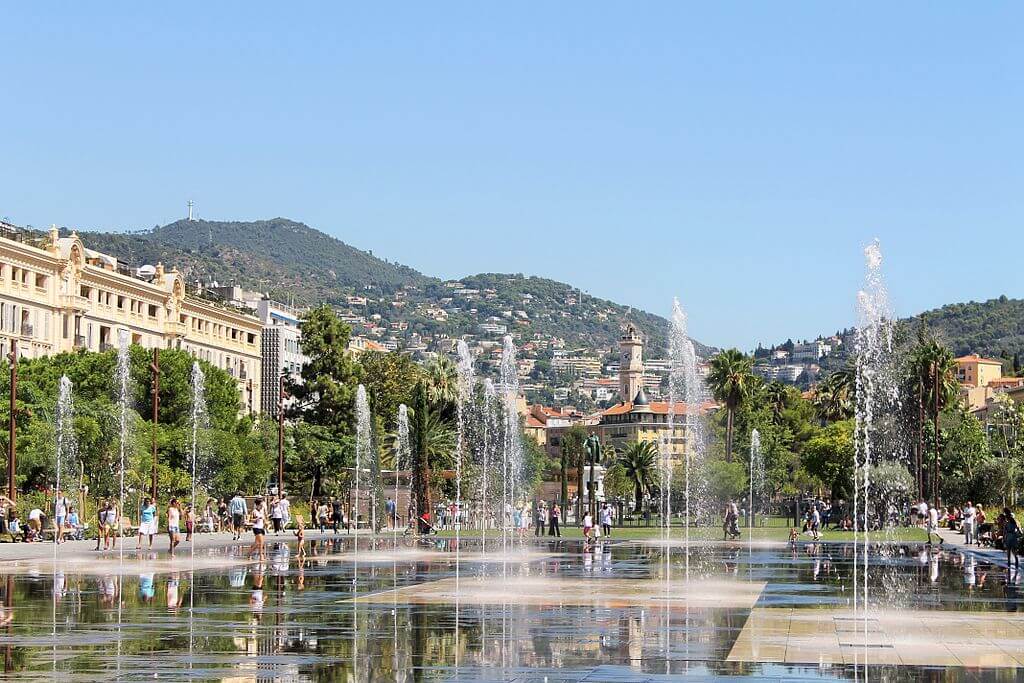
[75,218,706,357]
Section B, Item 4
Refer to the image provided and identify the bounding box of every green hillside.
[73,218,695,356]
[911,295,1024,364]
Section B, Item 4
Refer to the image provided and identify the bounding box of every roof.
[988,377,1024,387]
[601,400,716,417]
[955,354,1004,366]
[525,416,545,428]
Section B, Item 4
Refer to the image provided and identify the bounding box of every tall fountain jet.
[115,331,132,562]
[355,385,373,532]
[481,379,497,552]
[667,299,707,570]
[189,362,209,518]
[396,404,411,529]
[54,376,77,553]
[748,428,763,540]
[499,336,523,534]
[853,240,904,624]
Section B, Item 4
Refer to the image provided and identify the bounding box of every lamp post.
[7,343,16,503]
[585,434,601,520]
[150,348,160,502]
[277,373,287,496]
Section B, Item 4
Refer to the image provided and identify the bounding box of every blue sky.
[2,4,1021,350]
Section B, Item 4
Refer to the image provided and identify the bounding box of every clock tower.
[619,323,644,403]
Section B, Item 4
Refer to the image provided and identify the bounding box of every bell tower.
[619,323,644,403]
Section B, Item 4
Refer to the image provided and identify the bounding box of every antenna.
[187,200,195,221]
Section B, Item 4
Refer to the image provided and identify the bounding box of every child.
[789,527,799,544]
[294,514,306,558]
[185,504,196,542]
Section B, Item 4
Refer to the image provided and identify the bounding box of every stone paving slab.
[727,607,1024,668]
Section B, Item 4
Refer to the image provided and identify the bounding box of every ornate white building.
[0,225,261,413]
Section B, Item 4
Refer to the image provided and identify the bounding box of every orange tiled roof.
[525,416,545,428]
[955,354,1004,365]
[601,400,716,417]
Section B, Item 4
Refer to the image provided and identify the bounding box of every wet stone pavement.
[0,535,1022,681]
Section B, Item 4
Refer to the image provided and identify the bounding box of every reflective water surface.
[1,537,1022,681]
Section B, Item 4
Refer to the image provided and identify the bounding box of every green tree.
[359,351,423,431]
[802,420,855,500]
[707,349,756,462]
[288,305,361,434]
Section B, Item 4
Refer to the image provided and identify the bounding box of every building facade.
[0,227,262,412]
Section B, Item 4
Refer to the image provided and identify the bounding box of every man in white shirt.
[963,502,977,545]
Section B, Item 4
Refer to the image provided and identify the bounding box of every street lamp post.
[150,348,160,502]
[277,373,287,496]
[7,344,16,503]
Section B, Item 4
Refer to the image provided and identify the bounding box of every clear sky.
[3,4,1021,350]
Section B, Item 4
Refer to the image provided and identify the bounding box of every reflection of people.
[250,569,265,611]
[167,573,184,612]
[139,573,155,602]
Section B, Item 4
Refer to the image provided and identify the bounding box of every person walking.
[810,505,821,541]
[600,503,613,538]
[317,499,329,533]
[229,492,248,541]
[549,503,561,537]
[279,493,291,529]
[248,498,267,561]
[167,498,182,556]
[331,497,343,534]
[1002,507,1020,570]
[385,497,397,530]
[136,497,158,550]
[963,501,977,546]
[582,510,594,542]
[926,504,943,546]
[185,503,196,542]
[53,491,69,544]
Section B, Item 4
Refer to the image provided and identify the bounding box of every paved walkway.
[934,526,1009,567]
[0,528,376,562]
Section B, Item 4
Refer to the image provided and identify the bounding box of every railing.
[19,323,33,337]
[74,335,87,349]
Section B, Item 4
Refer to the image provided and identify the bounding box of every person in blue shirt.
[66,507,81,541]
[136,497,158,550]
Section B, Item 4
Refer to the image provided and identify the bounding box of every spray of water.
[748,429,763,542]
[397,404,411,530]
[499,336,523,548]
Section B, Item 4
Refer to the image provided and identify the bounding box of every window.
[148,304,158,318]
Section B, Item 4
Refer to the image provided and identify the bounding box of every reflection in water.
[0,537,1020,680]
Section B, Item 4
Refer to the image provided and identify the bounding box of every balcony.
[19,323,33,338]
[100,342,114,352]
[60,294,90,311]
[73,335,87,349]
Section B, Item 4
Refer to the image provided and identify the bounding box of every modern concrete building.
[0,226,262,412]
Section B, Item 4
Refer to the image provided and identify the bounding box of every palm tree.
[908,337,960,501]
[425,355,458,418]
[617,441,659,513]
[813,369,854,424]
[763,381,790,423]
[707,349,755,462]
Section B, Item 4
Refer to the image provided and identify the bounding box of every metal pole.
[150,348,160,502]
[7,344,16,503]
[932,361,940,510]
[278,374,285,496]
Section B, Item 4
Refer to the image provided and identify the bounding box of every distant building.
[790,341,830,363]
[955,354,1004,387]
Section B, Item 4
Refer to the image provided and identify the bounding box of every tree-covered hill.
[78,218,432,303]
[910,295,1024,365]
[72,218,704,356]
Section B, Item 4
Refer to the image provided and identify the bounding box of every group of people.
[0,492,84,543]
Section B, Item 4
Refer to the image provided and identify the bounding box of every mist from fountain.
[353,384,372,680]
[54,376,77,545]
[396,404,411,532]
